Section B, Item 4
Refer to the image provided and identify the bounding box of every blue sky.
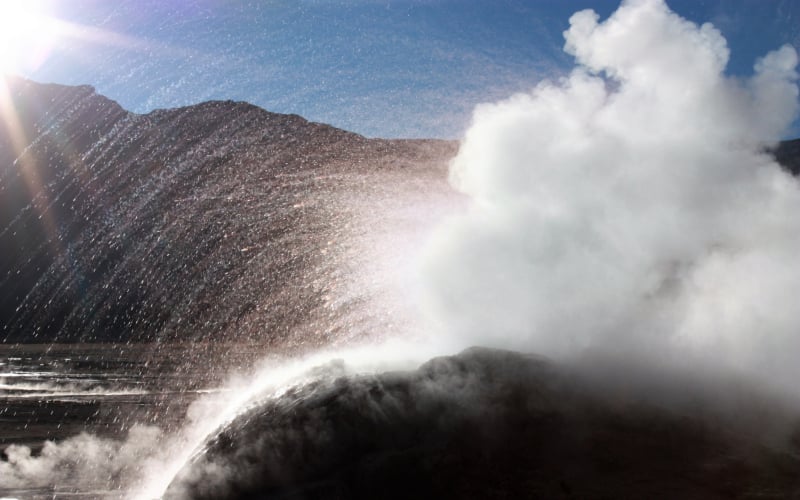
[9,0,800,139]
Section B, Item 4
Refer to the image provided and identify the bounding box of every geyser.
[421,0,800,395]
[3,1,800,498]
[162,1,800,497]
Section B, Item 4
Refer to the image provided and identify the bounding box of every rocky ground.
[167,347,800,500]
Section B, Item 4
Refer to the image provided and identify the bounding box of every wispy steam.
[0,425,164,492]
[421,0,800,394]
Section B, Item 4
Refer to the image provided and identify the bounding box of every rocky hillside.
[0,76,456,347]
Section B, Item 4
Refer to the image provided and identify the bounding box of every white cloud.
[421,0,800,395]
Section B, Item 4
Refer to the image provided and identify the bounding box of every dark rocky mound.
[0,76,455,347]
[166,348,800,500]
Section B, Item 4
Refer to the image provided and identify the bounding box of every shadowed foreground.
[167,348,800,500]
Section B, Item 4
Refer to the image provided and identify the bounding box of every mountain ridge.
[0,76,457,347]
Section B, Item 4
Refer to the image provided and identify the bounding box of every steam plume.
[421,0,800,394]
[0,425,164,492]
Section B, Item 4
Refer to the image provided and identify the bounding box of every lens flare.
[0,2,58,74]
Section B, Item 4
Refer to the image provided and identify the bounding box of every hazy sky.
[7,0,800,138]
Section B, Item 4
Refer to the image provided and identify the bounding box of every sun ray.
[0,3,170,266]
[0,78,30,158]
[0,2,234,269]
[0,2,192,76]
[0,77,61,257]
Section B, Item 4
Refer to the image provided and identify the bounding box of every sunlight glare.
[0,1,56,73]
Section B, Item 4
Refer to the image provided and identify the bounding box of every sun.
[0,1,57,74]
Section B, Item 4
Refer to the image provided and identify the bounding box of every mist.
[420,0,800,396]
[0,425,164,492]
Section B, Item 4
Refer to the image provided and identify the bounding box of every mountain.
[1,77,798,348]
[775,138,800,175]
[0,76,456,347]
[166,347,800,499]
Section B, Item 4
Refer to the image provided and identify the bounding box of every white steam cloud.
[0,425,164,493]
[421,0,800,394]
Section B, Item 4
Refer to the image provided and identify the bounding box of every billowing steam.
[421,0,800,394]
[0,425,164,492]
